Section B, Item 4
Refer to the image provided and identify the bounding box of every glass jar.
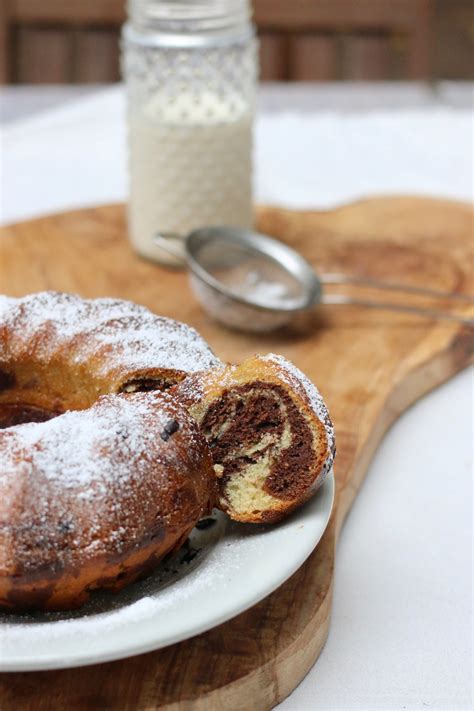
[122,0,258,264]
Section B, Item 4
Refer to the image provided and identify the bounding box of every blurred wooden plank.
[433,0,474,79]
[254,0,431,31]
[0,0,9,83]
[75,30,119,83]
[9,0,124,25]
[17,28,71,83]
[407,0,432,78]
[344,34,392,80]
[290,35,337,80]
[9,0,431,32]
[0,0,437,84]
[259,32,288,80]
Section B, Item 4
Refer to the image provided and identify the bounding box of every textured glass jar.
[122,0,258,264]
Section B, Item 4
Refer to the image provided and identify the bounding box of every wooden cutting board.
[0,197,473,710]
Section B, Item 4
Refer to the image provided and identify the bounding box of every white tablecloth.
[0,84,472,710]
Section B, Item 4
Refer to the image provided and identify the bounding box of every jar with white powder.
[122,0,257,264]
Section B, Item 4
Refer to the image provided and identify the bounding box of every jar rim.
[127,0,252,34]
[122,22,255,49]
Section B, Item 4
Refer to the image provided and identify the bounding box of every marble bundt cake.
[0,392,215,612]
[0,291,220,612]
[0,291,335,611]
[173,354,335,523]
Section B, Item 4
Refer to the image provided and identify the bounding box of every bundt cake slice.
[174,354,335,523]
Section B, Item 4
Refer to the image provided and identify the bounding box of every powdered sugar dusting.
[0,291,220,379]
[2,394,171,492]
[0,295,15,315]
[0,391,210,571]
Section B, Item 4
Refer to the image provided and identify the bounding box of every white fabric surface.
[1,86,473,224]
[0,86,472,710]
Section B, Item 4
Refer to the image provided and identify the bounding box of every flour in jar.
[127,91,253,264]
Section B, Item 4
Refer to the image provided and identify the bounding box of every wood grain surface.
[0,197,472,710]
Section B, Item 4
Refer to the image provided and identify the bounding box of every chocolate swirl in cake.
[174,354,335,523]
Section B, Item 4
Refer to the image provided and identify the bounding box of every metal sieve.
[154,228,474,333]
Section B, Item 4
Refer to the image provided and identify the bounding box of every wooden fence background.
[1,0,473,84]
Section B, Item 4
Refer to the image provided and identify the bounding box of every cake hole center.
[0,404,61,429]
[118,378,178,393]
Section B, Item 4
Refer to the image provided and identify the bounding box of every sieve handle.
[153,233,188,268]
[321,273,474,303]
[321,294,474,325]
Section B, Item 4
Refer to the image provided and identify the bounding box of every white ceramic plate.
[0,471,334,672]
